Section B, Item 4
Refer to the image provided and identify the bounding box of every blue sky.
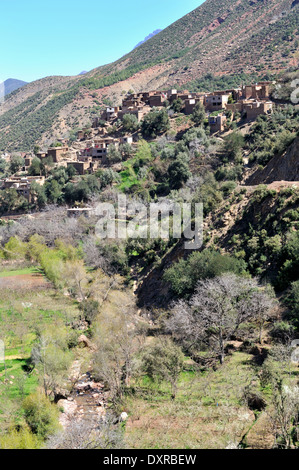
[0,0,203,83]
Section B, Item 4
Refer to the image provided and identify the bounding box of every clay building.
[208,114,227,133]
[2,176,45,202]
[67,157,99,175]
[47,146,69,163]
[80,137,119,162]
[243,100,273,120]
[205,93,230,111]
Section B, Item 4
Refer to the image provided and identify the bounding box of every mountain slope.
[0,0,298,152]
[3,78,28,96]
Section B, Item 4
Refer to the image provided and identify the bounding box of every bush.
[23,392,60,439]
[270,322,295,343]
[168,155,191,189]
[164,249,247,297]
[223,131,244,162]
[0,428,42,449]
[285,280,299,326]
[122,113,139,133]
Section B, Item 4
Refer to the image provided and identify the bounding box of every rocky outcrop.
[247,136,299,185]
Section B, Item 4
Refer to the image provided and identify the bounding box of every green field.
[0,267,42,278]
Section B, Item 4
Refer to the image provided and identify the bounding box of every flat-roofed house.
[47,146,69,163]
[205,94,230,111]
[208,114,227,133]
[2,176,45,202]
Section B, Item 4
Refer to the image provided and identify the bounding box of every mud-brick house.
[77,130,85,140]
[23,154,34,170]
[242,82,271,101]
[208,114,227,133]
[101,106,121,122]
[67,156,99,175]
[36,152,47,160]
[166,89,178,102]
[147,92,167,107]
[243,100,273,120]
[2,176,45,202]
[120,136,133,145]
[184,96,205,115]
[47,146,69,163]
[118,104,151,122]
[205,93,230,111]
[80,137,119,163]
[67,208,93,218]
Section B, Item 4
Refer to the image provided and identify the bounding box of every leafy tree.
[45,180,62,204]
[107,145,122,163]
[286,280,299,326]
[119,143,134,160]
[141,108,170,138]
[140,338,184,399]
[134,139,152,165]
[171,98,184,113]
[10,155,24,174]
[30,182,47,208]
[28,157,42,176]
[0,428,42,449]
[33,145,40,155]
[79,299,99,325]
[191,102,206,126]
[122,113,139,133]
[31,325,73,399]
[0,189,28,215]
[223,131,244,162]
[0,158,7,175]
[168,154,191,190]
[164,249,246,297]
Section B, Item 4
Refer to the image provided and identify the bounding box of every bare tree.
[31,326,73,399]
[168,274,276,364]
[93,304,144,403]
[270,380,299,448]
[242,285,277,344]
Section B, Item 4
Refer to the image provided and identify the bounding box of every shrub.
[0,428,42,449]
[23,392,60,439]
[164,249,247,297]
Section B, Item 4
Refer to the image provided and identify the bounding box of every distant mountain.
[133,29,162,49]
[3,78,28,96]
[79,71,88,75]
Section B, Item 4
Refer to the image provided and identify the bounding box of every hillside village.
[0,0,299,453]
[0,81,275,207]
